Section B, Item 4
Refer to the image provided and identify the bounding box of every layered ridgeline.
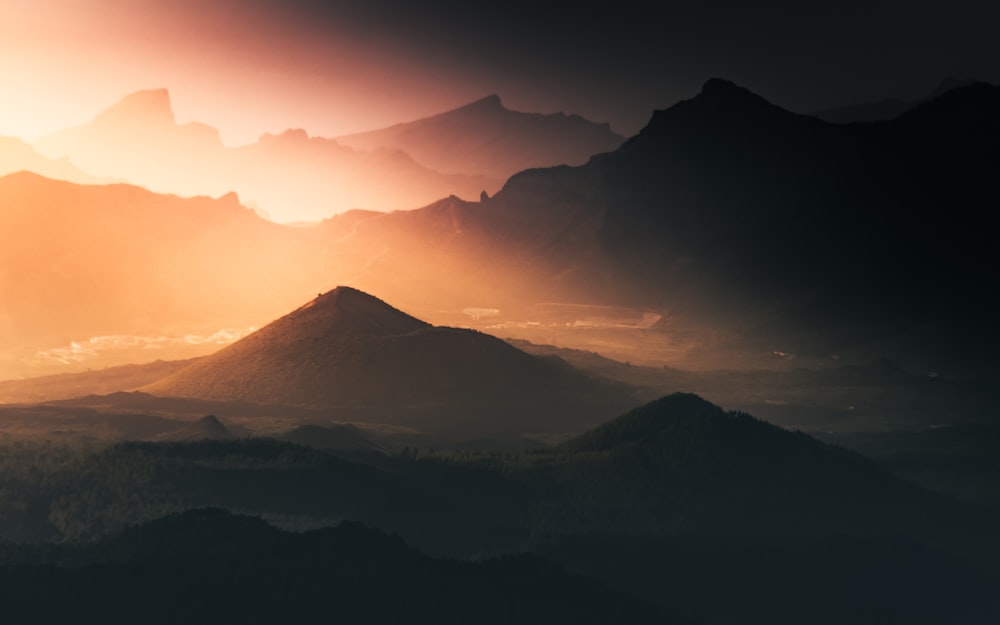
[142,287,636,438]
[6,79,998,380]
[0,171,325,379]
[0,136,105,184]
[314,78,1000,375]
[0,396,995,623]
[0,509,671,625]
[337,94,625,180]
[30,89,621,222]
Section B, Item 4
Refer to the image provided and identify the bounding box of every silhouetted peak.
[196,414,226,429]
[94,88,175,126]
[561,393,729,452]
[692,78,777,113]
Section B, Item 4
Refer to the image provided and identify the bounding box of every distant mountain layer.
[0,136,104,184]
[0,171,323,368]
[337,94,625,180]
[813,77,983,123]
[30,90,621,221]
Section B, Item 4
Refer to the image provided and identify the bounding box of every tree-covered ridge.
[0,508,673,625]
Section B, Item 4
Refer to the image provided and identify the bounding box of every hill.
[337,94,624,180]
[142,287,636,439]
[156,414,235,441]
[0,508,671,625]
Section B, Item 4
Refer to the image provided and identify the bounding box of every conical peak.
[94,88,175,126]
[293,287,429,336]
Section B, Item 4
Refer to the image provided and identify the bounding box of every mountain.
[814,77,984,123]
[142,287,636,439]
[278,424,381,453]
[0,358,197,404]
[0,171,323,380]
[30,89,492,221]
[156,414,235,441]
[32,89,226,196]
[229,128,493,220]
[30,89,625,222]
[0,136,105,184]
[317,78,999,376]
[337,94,625,181]
[9,79,998,381]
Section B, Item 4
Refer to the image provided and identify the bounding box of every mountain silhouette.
[157,414,235,441]
[142,287,635,438]
[29,89,625,222]
[814,77,985,123]
[337,93,624,180]
[0,136,105,184]
[0,171,322,378]
[317,77,998,375]
[278,423,381,453]
[542,393,993,544]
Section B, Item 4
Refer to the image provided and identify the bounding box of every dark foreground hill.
[0,508,672,625]
[142,287,636,439]
[0,394,997,624]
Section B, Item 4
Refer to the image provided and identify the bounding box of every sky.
[1,0,998,146]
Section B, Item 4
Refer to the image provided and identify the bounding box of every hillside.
[142,287,636,438]
[0,508,671,625]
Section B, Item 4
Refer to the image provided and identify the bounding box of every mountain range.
[3,78,998,381]
[29,89,620,222]
[337,94,624,180]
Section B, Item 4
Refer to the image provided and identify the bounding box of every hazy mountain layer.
[337,94,625,180]
[29,89,621,222]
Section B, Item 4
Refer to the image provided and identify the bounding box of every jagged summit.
[93,88,175,126]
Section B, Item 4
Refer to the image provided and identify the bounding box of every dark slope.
[0,508,672,625]
[517,394,998,548]
[278,423,381,453]
[337,94,625,180]
[143,287,636,436]
[538,532,999,625]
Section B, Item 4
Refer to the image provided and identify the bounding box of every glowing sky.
[1,0,998,145]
